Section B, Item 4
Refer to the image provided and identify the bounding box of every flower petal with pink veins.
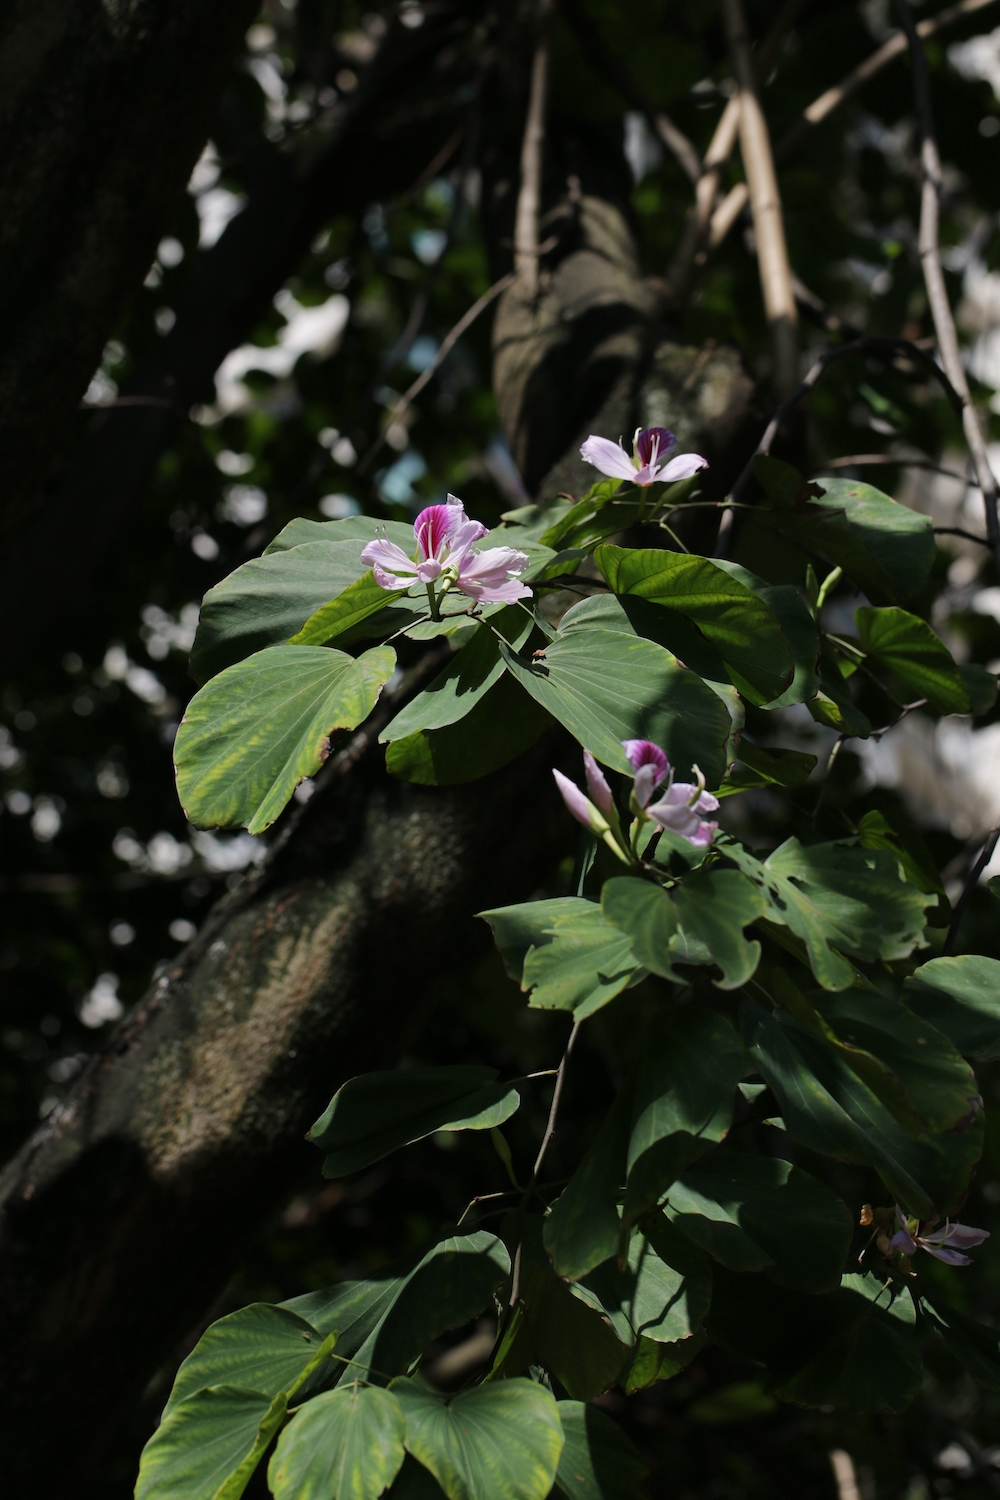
[579,435,636,482]
[414,503,461,563]
[623,739,669,808]
[361,538,419,590]
[456,545,531,602]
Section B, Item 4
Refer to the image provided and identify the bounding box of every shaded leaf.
[553,1400,648,1500]
[291,571,411,647]
[544,1082,636,1282]
[903,955,1000,1060]
[308,1066,520,1177]
[712,560,821,707]
[268,1385,406,1500]
[959,662,997,716]
[500,629,731,784]
[673,869,765,989]
[806,649,872,739]
[619,1329,706,1393]
[578,1213,712,1345]
[482,897,642,1019]
[391,1377,564,1500]
[385,673,551,785]
[164,1304,331,1417]
[594,545,793,706]
[919,1288,1000,1391]
[175,644,395,833]
[664,1154,852,1293]
[600,879,680,981]
[855,606,970,714]
[718,742,817,796]
[381,609,532,740]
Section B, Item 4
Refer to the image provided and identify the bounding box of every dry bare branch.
[514,0,556,301]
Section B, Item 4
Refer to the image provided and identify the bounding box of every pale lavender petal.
[929,1223,990,1249]
[635,427,676,468]
[695,790,720,814]
[685,819,717,849]
[631,465,657,487]
[459,575,532,604]
[456,546,530,601]
[888,1228,917,1254]
[448,515,490,563]
[925,1246,973,1266]
[655,452,709,483]
[580,435,636,482]
[415,559,443,582]
[361,538,418,589]
[583,750,613,814]
[553,769,591,830]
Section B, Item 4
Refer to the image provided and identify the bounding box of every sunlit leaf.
[268,1385,406,1500]
[903,955,1000,1060]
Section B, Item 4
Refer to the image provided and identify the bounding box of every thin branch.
[508,1019,581,1311]
[944,819,1000,954]
[894,0,1000,581]
[707,0,1000,256]
[722,0,798,395]
[357,272,515,473]
[514,0,556,301]
[561,0,700,184]
[935,526,992,547]
[818,453,971,483]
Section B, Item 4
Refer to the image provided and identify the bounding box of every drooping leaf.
[552,1400,648,1500]
[164,1304,332,1417]
[594,545,794,706]
[174,644,396,833]
[500,629,731,784]
[268,1385,407,1500]
[349,1233,511,1384]
[189,538,412,682]
[578,1213,712,1345]
[391,1377,564,1500]
[806,648,872,738]
[308,1066,521,1177]
[687,1382,778,1423]
[385,672,551,785]
[918,1288,1000,1390]
[903,955,1000,1060]
[381,609,533,740]
[725,837,934,990]
[711,559,821,707]
[664,1154,852,1293]
[496,1218,629,1399]
[741,999,984,1218]
[718,741,817,796]
[544,1082,636,1282]
[619,1329,707,1393]
[752,462,935,604]
[855,606,970,714]
[135,1387,287,1500]
[291,571,411,647]
[708,1266,921,1413]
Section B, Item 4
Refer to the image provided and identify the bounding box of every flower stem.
[426,582,440,621]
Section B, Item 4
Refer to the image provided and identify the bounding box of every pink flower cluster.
[553,738,719,855]
[580,425,708,488]
[361,495,531,607]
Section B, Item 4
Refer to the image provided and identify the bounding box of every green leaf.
[687,1382,778,1423]
[283,1270,411,1358]
[175,644,395,833]
[855,606,970,714]
[385,672,551,785]
[919,1289,1000,1390]
[308,1066,521,1177]
[553,1401,648,1500]
[619,1329,706,1393]
[388,1457,449,1497]
[623,1009,744,1229]
[594,545,794,706]
[268,1385,407,1500]
[500,628,731,784]
[190,539,400,682]
[726,837,934,990]
[711,560,821,707]
[496,1219,629,1399]
[381,609,533,740]
[959,662,997,716]
[673,869,765,989]
[664,1155,852,1293]
[264,517,416,555]
[904,956,1000,1060]
[708,1265,921,1413]
[600,880,680,981]
[718,741,817,796]
[578,1213,712,1345]
[543,1082,636,1282]
[291,570,411,647]
[856,810,946,905]
[164,1304,331,1417]
[741,999,984,1218]
[806,648,872,739]
[135,1387,286,1500]
[753,463,935,604]
[390,1377,564,1500]
[350,1232,511,1383]
[482,896,642,1018]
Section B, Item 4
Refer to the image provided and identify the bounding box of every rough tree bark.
[0,0,260,543]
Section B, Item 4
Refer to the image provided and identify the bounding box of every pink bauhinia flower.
[360,495,531,609]
[553,740,718,856]
[647,773,719,849]
[888,1207,989,1266]
[580,425,708,488]
[623,739,669,809]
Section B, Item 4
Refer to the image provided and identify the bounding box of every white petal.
[656,452,708,482]
[579,435,636,482]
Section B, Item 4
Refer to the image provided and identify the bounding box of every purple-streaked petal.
[583,751,613,814]
[655,452,709,483]
[361,538,418,589]
[635,427,676,468]
[623,739,669,777]
[685,819,718,849]
[415,503,463,563]
[888,1228,917,1254]
[580,435,636,482]
[925,1246,973,1266]
[553,769,591,830]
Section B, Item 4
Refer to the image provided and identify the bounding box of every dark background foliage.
[4,1,1000,1496]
